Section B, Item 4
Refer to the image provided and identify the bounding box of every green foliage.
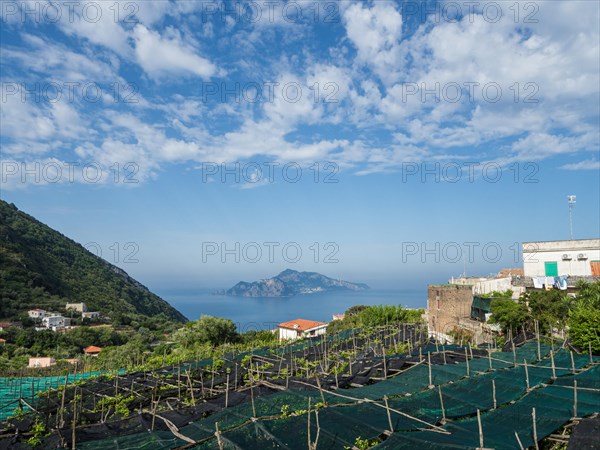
[0,200,186,324]
[328,304,424,333]
[568,306,600,352]
[173,315,239,347]
[489,299,529,332]
[522,290,572,332]
[95,394,134,418]
[568,281,600,352]
[26,418,49,447]
[350,436,381,450]
[479,289,513,298]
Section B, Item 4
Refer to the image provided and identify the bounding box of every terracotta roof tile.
[277,319,327,331]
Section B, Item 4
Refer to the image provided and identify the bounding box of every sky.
[1,0,599,292]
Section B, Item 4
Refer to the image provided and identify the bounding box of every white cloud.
[560,159,600,171]
[342,1,404,85]
[132,25,217,80]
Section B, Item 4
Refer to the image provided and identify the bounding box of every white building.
[28,357,55,368]
[277,319,328,341]
[42,315,66,331]
[28,309,48,319]
[82,311,100,319]
[522,239,600,277]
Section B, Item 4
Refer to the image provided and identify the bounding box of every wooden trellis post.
[573,380,578,418]
[438,385,446,421]
[384,396,393,433]
[477,409,484,449]
[532,407,539,450]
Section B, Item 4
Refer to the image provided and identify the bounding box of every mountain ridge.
[0,200,187,323]
[226,269,370,297]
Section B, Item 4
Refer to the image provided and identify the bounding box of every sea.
[160,288,427,332]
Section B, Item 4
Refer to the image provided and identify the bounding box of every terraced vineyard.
[0,324,598,449]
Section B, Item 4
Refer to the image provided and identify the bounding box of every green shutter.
[544,261,558,277]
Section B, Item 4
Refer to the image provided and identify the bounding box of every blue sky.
[1,0,599,292]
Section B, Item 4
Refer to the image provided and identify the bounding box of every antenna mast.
[567,195,576,240]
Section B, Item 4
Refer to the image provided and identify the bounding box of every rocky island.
[226,269,370,297]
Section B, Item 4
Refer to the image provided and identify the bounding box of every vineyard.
[0,323,598,449]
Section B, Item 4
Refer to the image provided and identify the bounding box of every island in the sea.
[226,269,370,297]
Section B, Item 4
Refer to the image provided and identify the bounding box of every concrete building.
[28,357,55,368]
[522,239,600,277]
[28,309,48,319]
[82,311,100,319]
[66,303,88,313]
[277,319,328,341]
[42,315,66,331]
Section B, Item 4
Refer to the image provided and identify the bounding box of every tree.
[568,281,600,352]
[489,299,529,333]
[568,306,600,352]
[174,315,238,347]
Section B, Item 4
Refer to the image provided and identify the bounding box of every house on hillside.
[0,338,6,345]
[83,346,102,356]
[0,322,21,331]
[66,303,88,313]
[82,311,100,320]
[42,315,67,331]
[277,319,328,341]
[28,309,48,319]
[28,357,55,368]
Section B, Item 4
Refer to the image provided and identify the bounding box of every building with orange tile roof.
[83,345,102,356]
[277,318,328,341]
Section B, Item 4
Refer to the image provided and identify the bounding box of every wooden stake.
[477,409,484,449]
[249,371,256,418]
[573,380,578,418]
[488,348,493,371]
[465,347,470,376]
[514,431,524,450]
[550,350,556,379]
[215,422,224,450]
[512,341,517,368]
[532,407,539,450]
[570,351,576,374]
[438,385,446,421]
[428,352,433,388]
[524,359,530,391]
[384,396,393,433]
[225,374,229,408]
[382,345,387,379]
[492,379,497,409]
[535,320,541,361]
[442,346,447,365]
[589,342,593,364]
[307,398,312,450]
[71,387,77,450]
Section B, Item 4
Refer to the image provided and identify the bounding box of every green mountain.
[0,200,186,323]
